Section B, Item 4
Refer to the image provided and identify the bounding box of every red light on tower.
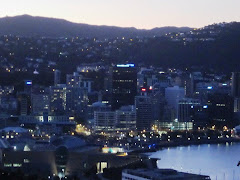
[141,88,146,92]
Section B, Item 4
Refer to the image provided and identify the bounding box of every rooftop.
[123,168,210,180]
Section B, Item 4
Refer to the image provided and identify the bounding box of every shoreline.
[129,137,240,154]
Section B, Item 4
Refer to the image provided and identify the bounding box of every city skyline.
[1,0,240,29]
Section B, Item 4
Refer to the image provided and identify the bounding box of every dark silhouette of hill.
[0,15,192,38]
[120,22,240,72]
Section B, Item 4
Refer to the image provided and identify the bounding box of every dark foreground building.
[0,138,139,179]
[122,168,210,180]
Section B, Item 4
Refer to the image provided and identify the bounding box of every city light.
[116,64,135,68]
[25,81,32,85]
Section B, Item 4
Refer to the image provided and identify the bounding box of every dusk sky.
[1,0,240,29]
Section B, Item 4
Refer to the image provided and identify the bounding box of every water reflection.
[150,143,240,180]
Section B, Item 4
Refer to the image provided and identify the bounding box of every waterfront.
[150,142,240,180]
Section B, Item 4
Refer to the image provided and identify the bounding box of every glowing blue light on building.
[207,86,213,89]
[116,64,135,68]
[203,105,208,109]
[26,81,32,85]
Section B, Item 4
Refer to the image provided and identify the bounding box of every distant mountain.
[0,15,192,38]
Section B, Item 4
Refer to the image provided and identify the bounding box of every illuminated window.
[97,162,107,173]
[4,164,12,167]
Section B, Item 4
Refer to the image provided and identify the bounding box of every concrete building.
[49,85,67,115]
[19,113,75,134]
[94,111,116,132]
[115,106,136,132]
[66,87,88,118]
[31,93,49,115]
[66,72,92,93]
[88,102,111,122]
[93,106,136,133]
[135,96,153,131]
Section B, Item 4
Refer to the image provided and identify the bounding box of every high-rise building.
[66,72,82,87]
[24,80,32,95]
[182,73,192,97]
[178,98,201,122]
[234,98,240,112]
[231,72,240,97]
[151,92,165,122]
[31,93,49,115]
[49,85,67,115]
[111,64,137,110]
[66,72,92,93]
[17,93,31,116]
[54,70,61,86]
[135,96,153,131]
[66,87,88,118]
[165,86,185,118]
[207,93,234,128]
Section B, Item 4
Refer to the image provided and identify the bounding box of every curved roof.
[0,127,28,133]
[234,125,240,131]
[51,135,86,149]
[92,101,106,107]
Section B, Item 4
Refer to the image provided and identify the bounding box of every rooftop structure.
[122,168,210,180]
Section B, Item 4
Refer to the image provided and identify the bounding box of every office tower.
[151,92,165,122]
[234,98,240,112]
[54,70,61,86]
[94,111,116,132]
[111,64,137,110]
[49,85,67,115]
[24,80,32,95]
[137,68,156,89]
[165,86,185,112]
[137,68,170,93]
[66,87,88,118]
[207,93,234,128]
[93,105,136,132]
[66,72,82,87]
[17,93,31,116]
[231,72,240,97]
[115,105,136,132]
[135,96,153,131]
[182,73,192,97]
[178,98,201,122]
[66,72,92,93]
[31,93,49,115]
[88,102,112,120]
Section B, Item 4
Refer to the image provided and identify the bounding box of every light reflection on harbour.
[150,143,240,180]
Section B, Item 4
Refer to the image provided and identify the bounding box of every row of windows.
[122,176,137,180]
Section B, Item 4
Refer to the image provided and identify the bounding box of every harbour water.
[150,142,240,180]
